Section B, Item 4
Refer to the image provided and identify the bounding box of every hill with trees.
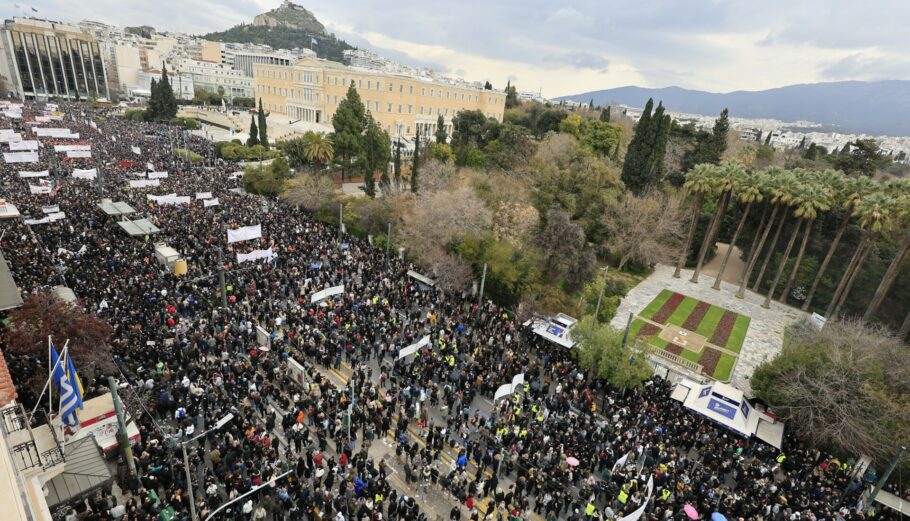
[202,2,354,63]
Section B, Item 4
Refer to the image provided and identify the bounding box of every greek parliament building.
[253,57,505,139]
[0,18,110,100]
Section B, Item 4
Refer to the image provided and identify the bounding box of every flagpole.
[30,339,69,423]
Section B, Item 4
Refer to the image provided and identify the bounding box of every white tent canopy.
[671,379,785,448]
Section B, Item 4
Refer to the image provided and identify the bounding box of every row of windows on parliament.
[258,67,501,105]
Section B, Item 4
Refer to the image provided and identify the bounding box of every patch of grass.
[629,319,647,338]
[695,306,726,338]
[680,348,702,363]
[666,297,699,327]
[714,353,737,381]
[725,315,751,353]
[651,337,669,349]
[639,290,674,320]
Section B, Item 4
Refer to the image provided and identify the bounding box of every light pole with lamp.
[202,470,293,521]
[175,412,234,521]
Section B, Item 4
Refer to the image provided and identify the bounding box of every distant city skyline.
[7,0,910,98]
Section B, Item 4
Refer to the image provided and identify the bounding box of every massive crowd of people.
[0,100,896,521]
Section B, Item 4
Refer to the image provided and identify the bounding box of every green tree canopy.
[573,316,654,390]
[332,83,367,178]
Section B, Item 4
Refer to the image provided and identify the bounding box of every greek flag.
[50,340,83,427]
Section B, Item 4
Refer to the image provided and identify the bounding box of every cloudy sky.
[10,0,910,97]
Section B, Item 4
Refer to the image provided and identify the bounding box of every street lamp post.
[202,470,293,521]
[177,413,234,521]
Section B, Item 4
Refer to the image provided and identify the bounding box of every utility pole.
[594,267,609,322]
[865,446,906,514]
[386,222,392,269]
[217,248,227,308]
[108,377,136,476]
[477,263,487,309]
[182,443,197,521]
[338,203,343,242]
[621,312,634,349]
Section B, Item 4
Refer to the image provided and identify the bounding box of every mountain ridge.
[557,80,910,136]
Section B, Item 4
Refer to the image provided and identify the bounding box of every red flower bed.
[709,311,738,346]
[650,293,685,324]
[665,343,683,355]
[698,348,721,376]
[682,301,710,330]
[637,323,661,338]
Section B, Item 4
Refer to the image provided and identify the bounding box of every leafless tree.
[603,190,685,270]
[398,185,493,251]
[754,318,910,467]
[281,175,337,214]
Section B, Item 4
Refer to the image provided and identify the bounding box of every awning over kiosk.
[671,379,784,449]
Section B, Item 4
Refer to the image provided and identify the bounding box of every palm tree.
[762,173,833,308]
[779,170,838,303]
[712,167,761,289]
[751,169,798,293]
[674,164,717,278]
[824,191,894,319]
[736,169,788,299]
[862,180,910,321]
[304,132,334,167]
[691,161,741,283]
[802,174,875,311]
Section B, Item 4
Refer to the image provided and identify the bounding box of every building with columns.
[0,17,110,100]
[253,56,505,139]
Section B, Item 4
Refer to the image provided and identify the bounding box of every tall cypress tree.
[764,131,772,146]
[258,98,269,150]
[435,114,447,144]
[157,63,178,120]
[247,115,259,146]
[620,98,654,194]
[711,108,729,159]
[393,139,402,190]
[148,78,161,119]
[332,83,367,181]
[600,106,611,123]
[411,126,420,194]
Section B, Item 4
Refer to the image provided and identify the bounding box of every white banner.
[195,192,213,200]
[287,357,308,388]
[42,205,60,214]
[611,452,631,474]
[227,224,262,244]
[18,170,49,178]
[29,183,51,194]
[310,284,344,304]
[493,373,527,401]
[72,168,97,179]
[147,194,190,205]
[148,171,168,179]
[48,211,66,222]
[35,128,71,137]
[9,140,38,150]
[24,217,50,225]
[237,247,277,264]
[4,151,39,163]
[0,132,22,143]
[203,198,220,207]
[128,179,160,188]
[66,150,92,158]
[398,335,431,360]
[54,144,91,152]
[494,383,513,402]
[131,146,141,155]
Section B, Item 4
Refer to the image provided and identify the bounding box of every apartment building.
[253,56,505,139]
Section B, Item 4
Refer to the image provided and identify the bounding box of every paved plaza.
[611,264,808,392]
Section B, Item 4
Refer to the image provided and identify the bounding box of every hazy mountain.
[558,81,910,136]
[202,1,354,63]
